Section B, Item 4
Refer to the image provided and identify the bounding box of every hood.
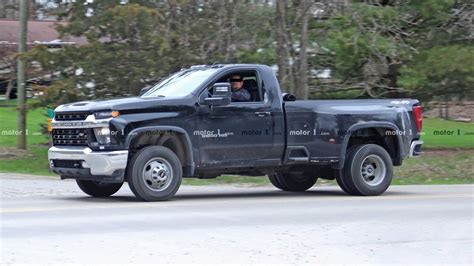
[54,96,188,113]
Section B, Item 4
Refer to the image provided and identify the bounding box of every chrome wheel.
[142,157,173,192]
[360,154,386,186]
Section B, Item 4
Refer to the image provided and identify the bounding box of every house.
[0,19,85,98]
[0,19,85,59]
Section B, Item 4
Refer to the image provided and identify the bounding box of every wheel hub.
[366,165,374,174]
[360,154,386,186]
[152,166,168,182]
[143,157,173,192]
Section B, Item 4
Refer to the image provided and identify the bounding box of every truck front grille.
[52,159,83,168]
[55,112,90,121]
[52,129,89,146]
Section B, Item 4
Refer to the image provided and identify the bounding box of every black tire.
[76,180,123,197]
[268,172,317,192]
[335,168,354,195]
[340,144,393,196]
[336,145,362,195]
[127,146,182,201]
[268,173,284,190]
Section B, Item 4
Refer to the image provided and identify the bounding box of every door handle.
[255,111,271,117]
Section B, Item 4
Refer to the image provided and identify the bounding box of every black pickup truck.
[48,64,423,201]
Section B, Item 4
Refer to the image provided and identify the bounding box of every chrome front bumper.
[48,146,128,176]
[409,140,424,157]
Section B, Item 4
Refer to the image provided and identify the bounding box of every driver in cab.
[230,74,251,102]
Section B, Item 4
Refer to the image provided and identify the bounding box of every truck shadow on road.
[62,188,411,203]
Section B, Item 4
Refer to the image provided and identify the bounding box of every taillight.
[412,105,422,133]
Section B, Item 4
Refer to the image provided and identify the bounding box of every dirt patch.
[423,148,474,156]
[0,147,35,160]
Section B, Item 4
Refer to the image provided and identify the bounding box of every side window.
[225,71,264,102]
[242,76,261,102]
[203,71,265,103]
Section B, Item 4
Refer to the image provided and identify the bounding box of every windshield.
[142,68,219,98]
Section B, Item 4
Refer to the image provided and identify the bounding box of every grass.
[0,101,48,147]
[393,150,472,185]
[0,101,472,185]
[422,118,474,149]
[0,99,51,176]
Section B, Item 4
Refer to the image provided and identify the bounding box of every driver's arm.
[231,89,251,102]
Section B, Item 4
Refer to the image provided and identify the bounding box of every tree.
[399,45,474,100]
[310,0,473,100]
[31,2,173,105]
[275,0,308,98]
[28,0,473,105]
[275,0,345,99]
[398,0,474,100]
[30,0,276,106]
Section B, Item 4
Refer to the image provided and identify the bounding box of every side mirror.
[203,82,231,106]
[282,93,296,102]
[139,85,152,96]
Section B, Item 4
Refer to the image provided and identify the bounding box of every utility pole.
[17,0,28,150]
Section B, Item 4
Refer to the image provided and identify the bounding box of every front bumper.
[48,146,128,182]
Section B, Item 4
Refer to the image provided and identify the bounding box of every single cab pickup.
[48,64,423,201]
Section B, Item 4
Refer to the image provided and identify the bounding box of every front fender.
[125,126,195,176]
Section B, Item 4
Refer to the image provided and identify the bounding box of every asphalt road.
[1,174,473,264]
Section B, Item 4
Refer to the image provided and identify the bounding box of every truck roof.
[187,63,270,70]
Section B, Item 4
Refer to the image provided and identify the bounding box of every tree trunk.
[225,1,239,62]
[444,95,449,120]
[276,0,288,91]
[4,78,13,107]
[297,1,310,100]
[17,0,28,150]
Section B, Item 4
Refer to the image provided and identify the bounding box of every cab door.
[197,101,279,167]
[195,72,282,169]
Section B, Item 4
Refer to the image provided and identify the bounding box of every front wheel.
[268,172,317,192]
[339,144,393,196]
[76,180,123,197]
[127,146,182,201]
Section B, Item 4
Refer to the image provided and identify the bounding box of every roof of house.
[0,19,86,44]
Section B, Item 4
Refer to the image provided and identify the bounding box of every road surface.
[1,174,473,264]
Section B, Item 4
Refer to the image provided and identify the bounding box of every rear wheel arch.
[339,123,402,168]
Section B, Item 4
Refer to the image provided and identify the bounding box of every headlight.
[94,127,111,144]
[95,111,119,119]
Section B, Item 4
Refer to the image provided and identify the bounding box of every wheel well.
[346,127,401,165]
[128,131,192,170]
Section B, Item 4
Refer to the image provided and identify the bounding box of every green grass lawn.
[0,100,52,176]
[0,102,48,147]
[422,118,474,149]
[0,103,472,184]
[393,150,472,185]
